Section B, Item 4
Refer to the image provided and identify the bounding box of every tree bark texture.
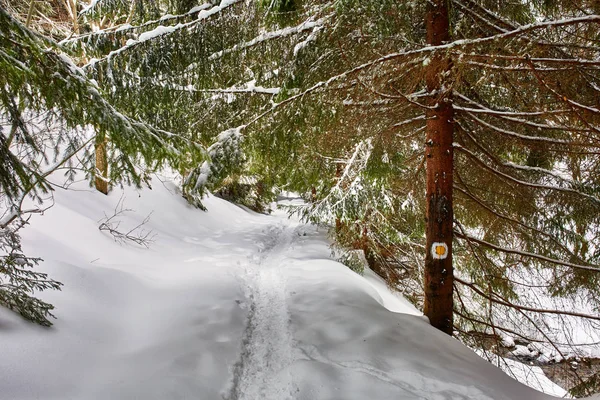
[95,138,109,195]
[423,0,454,335]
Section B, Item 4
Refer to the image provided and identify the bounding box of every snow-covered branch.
[456,145,600,204]
[62,3,212,45]
[199,14,329,63]
[455,276,600,319]
[458,53,600,66]
[462,112,574,145]
[454,92,571,117]
[453,184,577,257]
[84,0,243,68]
[173,80,281,96]
[454,230,600,273]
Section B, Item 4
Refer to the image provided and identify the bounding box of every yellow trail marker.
[431,242,448,260]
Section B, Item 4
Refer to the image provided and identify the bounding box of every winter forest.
[1,0,600,398]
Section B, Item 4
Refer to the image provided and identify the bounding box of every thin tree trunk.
[59,0,79,33]
[334,163,343,231]
[126,0,138,24]
[68,0,79,34]
[423,0,454,335]
[95,138,109,195]
[26,0,35,28]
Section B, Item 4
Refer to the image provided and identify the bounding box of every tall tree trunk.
[423,0,454,335]
[95,137,109,195]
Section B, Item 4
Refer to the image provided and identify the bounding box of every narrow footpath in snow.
[226,223,297,400]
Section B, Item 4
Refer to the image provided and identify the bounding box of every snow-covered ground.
[0,177,572,399]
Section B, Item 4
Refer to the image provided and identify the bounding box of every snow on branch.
[180,13,331,76]
[243,58,410,127]
[447,15,600,49]
[525,58,600,117]
[453,0,600,53]
[457,53,600,66]
[84,0,243,68]
[454,105,569,118]
[453,0,508,33]
[459,61,578,72]
[2,8,207,200]
[239,17,600,127]
[456,146,600,205]
[339,14,600,68]
[183,126,245,203]
[454,92,571,117]
[203,15,329,63]
[173,79,281,96]
[293,21,323,56]
[79,0,104,15]
[462,112,574,145]
[452,0,516,32]
[307,138,374,224]
[453,185,577,257]
[455,276,600,319]
[63,3,212,45]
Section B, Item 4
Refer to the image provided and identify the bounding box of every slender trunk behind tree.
[66,0,79,34]
[95,137,109,195]
[423,0,454,335]
[25,0,35,27]
[126,0,138,24]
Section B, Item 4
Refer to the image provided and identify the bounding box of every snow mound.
[0,178,563,399]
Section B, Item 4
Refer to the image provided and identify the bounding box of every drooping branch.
[454,230,600,273]
[61,3,212,45]
[84,0,244,68]
[0,136,94,229]
[455,145,600,205]
[455,276,600,320]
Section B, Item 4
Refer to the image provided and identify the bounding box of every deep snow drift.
[0,177,568,399]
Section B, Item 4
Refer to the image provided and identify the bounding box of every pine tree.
[278,2,600,390]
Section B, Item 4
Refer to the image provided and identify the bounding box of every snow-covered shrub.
[336,248,368,275]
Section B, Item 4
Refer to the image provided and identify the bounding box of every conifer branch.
[61,2,212,45]
[455,146,600,204]
[455,276,600,320]
[84,0,244,67]
[454,231,600,273]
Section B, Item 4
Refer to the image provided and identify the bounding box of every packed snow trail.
[225,223,296,400]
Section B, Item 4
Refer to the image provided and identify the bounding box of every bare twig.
[98,195,156,248]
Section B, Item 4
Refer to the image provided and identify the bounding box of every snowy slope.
[0,177,566,400]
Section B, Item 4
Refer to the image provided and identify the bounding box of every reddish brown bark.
[423,0,454,335]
